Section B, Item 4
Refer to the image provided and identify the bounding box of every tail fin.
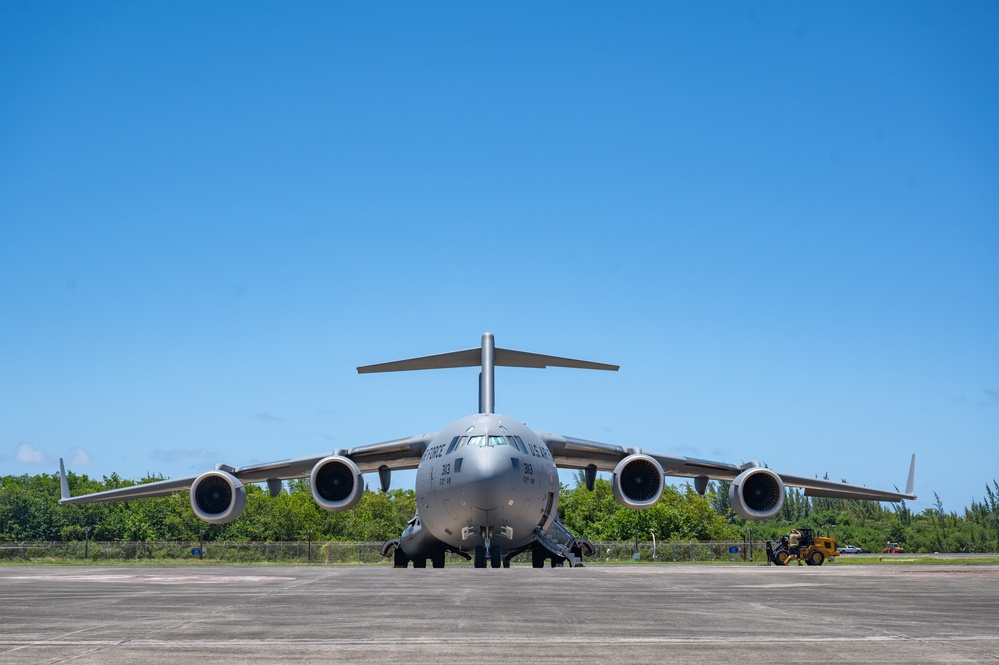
[357,332,618,414]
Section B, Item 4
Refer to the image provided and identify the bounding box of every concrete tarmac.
[1,564,997,664]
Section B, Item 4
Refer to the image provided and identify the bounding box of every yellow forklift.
[766,528,838,566]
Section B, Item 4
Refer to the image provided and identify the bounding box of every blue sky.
[1,2,996,514]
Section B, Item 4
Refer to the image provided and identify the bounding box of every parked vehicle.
[884,542,905,554]
[837,545,863,554]
[767,528,838,566]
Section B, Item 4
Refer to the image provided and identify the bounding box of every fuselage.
[414,413,559,552]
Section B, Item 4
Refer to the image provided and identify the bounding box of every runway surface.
[1,564,997,663]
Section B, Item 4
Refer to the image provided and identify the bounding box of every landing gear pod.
[612,454,665,509]
[310,455,364,512]
[729,467,785,520]
[190,470,247,524]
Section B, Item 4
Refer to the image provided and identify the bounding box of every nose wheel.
[472,540,509,568]
[473,543,503,568]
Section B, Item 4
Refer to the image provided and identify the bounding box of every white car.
[837,545,863,554]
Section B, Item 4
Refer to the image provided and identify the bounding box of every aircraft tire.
[490,547,501,568]
[531,548,546,569]
[431,551,445,568]
[412,558,427,569]
[393,548,409,568]
[473,545,486,568]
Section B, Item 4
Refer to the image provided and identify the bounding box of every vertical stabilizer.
[480,332,495,414]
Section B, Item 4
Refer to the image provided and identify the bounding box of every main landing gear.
[532,547,567,568]
[391,543,450,568]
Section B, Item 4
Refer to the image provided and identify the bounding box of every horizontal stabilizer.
[358,347,618,374]
[357,348,481,373]
[358,333,617,414]
[495,349,618,371]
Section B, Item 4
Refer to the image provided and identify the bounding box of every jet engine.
[190,470,247,524]
[729,467,785,520]
[611,454,665,510]
[310,455,364,512]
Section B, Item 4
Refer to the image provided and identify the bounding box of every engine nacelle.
[190,470,247,524]
[729,467,785,520]
[310,455,364,512]
[612,454,665,510]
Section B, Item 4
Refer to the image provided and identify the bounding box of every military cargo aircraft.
[60,332,916,568]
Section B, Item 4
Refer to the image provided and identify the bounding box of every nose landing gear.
[469,526,513,568]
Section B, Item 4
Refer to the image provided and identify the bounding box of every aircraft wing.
[59,433,436,505]
[539,432,916,503]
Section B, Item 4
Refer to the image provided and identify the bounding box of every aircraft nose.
[460,448,513,512]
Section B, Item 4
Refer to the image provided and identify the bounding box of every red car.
[884,543,905,554]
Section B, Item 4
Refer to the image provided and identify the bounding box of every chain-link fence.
[593,540,768,563]
[0,539,768,565]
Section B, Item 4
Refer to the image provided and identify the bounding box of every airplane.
[59,332,917,568]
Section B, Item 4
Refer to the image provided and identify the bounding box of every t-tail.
[357,332,619,414]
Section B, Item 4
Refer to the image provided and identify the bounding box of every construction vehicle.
[766,528,838,566]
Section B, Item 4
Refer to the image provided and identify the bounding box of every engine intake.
[612,454,665,510]
[729,467,785,520]
[190,470,247,524]
[310,455,364,512]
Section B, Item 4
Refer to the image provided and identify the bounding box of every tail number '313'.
[439,462,452,486]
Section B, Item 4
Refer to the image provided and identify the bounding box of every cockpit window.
[507,436,527,453]
[445,436,461,455]
[466,435,510,448]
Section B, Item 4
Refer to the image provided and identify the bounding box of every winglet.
[905,453,916,496]
[59,458,71,502]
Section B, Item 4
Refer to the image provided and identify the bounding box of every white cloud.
[15,442,52,465]
[67,447,92,466]
[256,412,283,423]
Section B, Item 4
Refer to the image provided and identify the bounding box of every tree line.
[2,471,997,553]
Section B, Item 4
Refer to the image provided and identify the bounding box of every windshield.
[466,435,510,448]
[462,435,526,449]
